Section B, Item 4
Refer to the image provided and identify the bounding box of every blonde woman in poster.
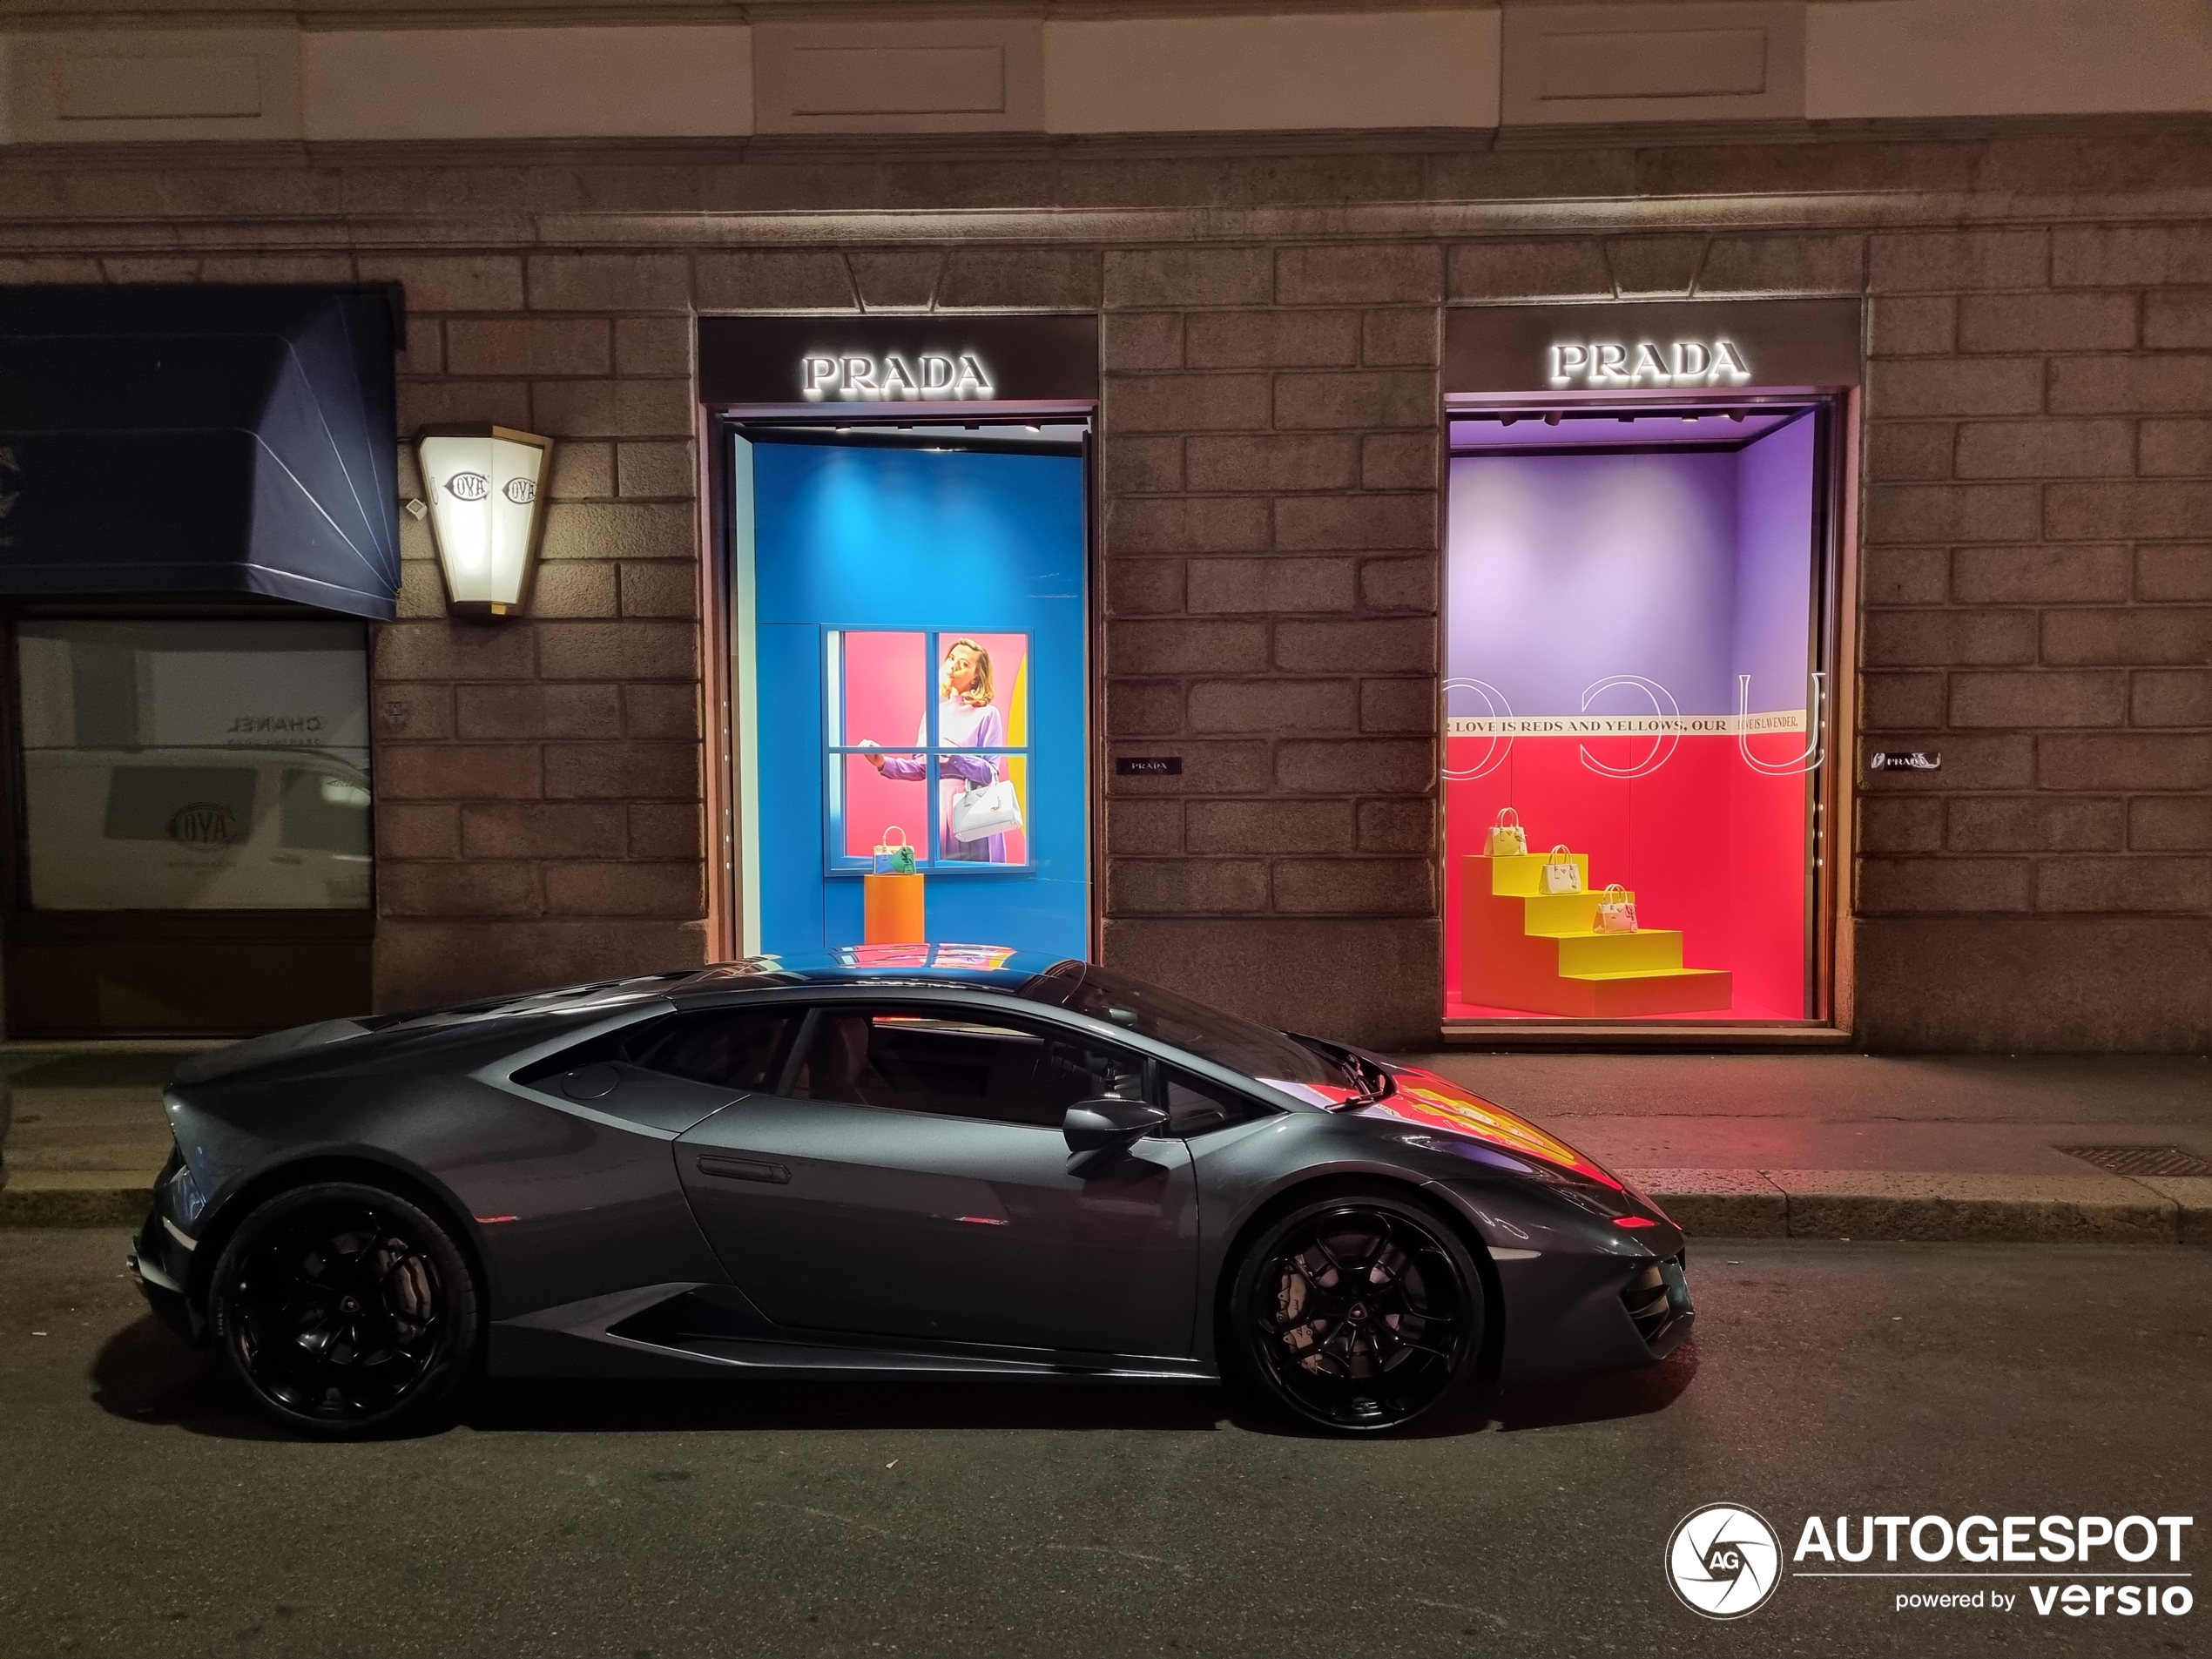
[862,637,1013,863]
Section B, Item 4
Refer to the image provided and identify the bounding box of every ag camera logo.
[1669,1504,1783,1619]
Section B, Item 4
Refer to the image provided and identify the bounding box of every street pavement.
[3,1226,2206,1658]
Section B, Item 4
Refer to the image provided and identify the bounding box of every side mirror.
[1062,1096,1169,1156]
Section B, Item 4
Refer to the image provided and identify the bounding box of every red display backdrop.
[1444,733,1809,1020]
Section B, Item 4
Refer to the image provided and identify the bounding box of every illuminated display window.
[1443,400,1837,1023]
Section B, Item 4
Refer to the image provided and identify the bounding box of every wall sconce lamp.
[414,425,552,617]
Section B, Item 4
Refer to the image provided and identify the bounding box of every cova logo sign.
[1548,339,1752,388]
[800,354,995,401]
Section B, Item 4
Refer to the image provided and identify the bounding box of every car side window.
[624,1009,797,1093]
[789,1006,1147,1130]
[1163,1069,1274,1136]
[516,1008,796,1094]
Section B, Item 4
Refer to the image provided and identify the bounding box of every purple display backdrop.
[1447,448,1737,716]
[1731,412,1817,711]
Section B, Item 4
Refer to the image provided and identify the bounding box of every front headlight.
[155,1128,210,1229]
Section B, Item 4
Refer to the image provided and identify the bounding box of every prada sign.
[803,352,993,401]
[1548,338,1752,388]
[1448,300,1863,393]
[700,315,1098,407]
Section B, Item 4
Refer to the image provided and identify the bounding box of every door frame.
[700,402,1103,964]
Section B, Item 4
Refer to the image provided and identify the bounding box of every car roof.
[678,948,1064,995]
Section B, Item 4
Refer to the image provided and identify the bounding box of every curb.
[1629,1168,2212,1245]
[0,1174,155,1228]
[4,1170,2209,1244]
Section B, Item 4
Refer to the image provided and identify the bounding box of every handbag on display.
[949,779,1023,844]
[1540,845,1583,894]
[1595,884,1639,934]
[872,826,917,874]
[1484,807,1528,857]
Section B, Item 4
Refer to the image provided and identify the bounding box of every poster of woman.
[856,634,1028,864]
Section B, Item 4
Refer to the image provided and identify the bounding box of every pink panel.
[840,630,926,750]
[843,754,928,860]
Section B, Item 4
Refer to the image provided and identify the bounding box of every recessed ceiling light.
[1543,412,1561,427]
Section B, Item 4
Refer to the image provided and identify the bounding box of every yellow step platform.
[1460,853,1733,1017]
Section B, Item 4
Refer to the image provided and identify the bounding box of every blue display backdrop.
[749,441,1089,960]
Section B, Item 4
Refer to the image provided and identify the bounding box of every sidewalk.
[1,1041,2206,1243]
[0,1044,212,1226]
[1413,1050,2212,1244]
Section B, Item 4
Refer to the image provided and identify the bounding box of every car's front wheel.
[1229,1190,1485,1433]
[207,1181,478,1439]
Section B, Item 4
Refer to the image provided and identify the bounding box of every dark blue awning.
[0,286,400,620]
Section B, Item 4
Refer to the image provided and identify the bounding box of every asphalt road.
[2,1231,2206,1659]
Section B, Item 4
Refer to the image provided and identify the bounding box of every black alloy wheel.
[208,1182,478,1439]
[1231,1192,1483,1433]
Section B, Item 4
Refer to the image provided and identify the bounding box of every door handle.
[695,1153,791,1185]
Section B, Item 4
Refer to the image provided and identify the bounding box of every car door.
[674,999,1197,1359]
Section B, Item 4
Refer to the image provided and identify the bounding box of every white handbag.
[1484,807,1527,857]
[949,779,1023,843]
[1540,845,1583,894]
[1595,883,1638,933]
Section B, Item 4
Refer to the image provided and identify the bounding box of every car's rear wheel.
[1229,1191,1484,1434]
[207,1181,477,1439]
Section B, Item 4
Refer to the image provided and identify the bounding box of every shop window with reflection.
[826,628,1030,870]
[15,620,372,910]
[1443,403,1832,1023]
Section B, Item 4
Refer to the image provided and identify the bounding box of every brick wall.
[0,129,2204,1049]
[372,253,709,1008]
[1855,226,2212,1049]
[1094,244,1446,1047]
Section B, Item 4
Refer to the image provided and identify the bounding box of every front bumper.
[128,1189,203,1345]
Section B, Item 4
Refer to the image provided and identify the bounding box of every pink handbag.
[1595,884,1639,934]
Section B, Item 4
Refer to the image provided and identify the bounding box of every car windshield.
[1016,961,1353,1098]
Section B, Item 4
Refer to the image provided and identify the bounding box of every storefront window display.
[14,619,372,911]
[1443,401,1837,1023]
[737,430,1089,961]
[705,314,1101,968]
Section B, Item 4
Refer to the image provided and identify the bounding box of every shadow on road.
[91,1315,291,1440]
[95,1313,1700,1443]
[469,1375,1237,1434]
[1484,1340,1700,1433]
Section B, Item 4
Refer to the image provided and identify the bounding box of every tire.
[207,1181,479,1440]
[1227,1189,1485,1434]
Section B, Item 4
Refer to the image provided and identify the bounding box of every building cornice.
[4,185,2212,259]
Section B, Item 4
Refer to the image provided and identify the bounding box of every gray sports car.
[130,952,1692,1438]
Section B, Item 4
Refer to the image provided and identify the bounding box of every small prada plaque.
[1115,756,1182,777]
[1869,751,1942,772]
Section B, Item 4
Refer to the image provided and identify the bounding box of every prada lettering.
[801,353,994,401]
[1548,340,1751,388]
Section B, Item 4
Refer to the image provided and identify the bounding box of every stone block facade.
[0,123,2205,1049]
